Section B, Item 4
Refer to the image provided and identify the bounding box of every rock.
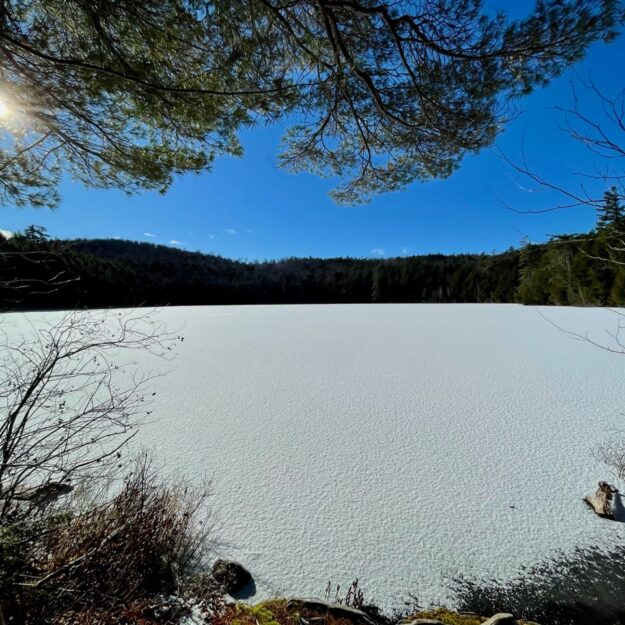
[409,621,445,624]
[584,481,619,519]
[286,599,373,625]
[211,559,252,594]
[482,615,516,625]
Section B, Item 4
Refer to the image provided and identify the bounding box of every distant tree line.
[2,190,625,310]
[0,229,519,309]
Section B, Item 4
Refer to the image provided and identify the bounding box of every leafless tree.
[0,308,182,521]
[511,79,625,340]
[1,228,80,308]
[537,307,625,355]
[0,247,77,305]
[594,431,625,483]
[509,80,625,493]
[504,77,625,216]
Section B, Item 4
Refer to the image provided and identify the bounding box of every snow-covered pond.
[4,304,625,608]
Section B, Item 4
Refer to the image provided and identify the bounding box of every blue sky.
[1,2,624,261]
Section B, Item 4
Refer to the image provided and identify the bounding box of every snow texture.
[5,304,625,609]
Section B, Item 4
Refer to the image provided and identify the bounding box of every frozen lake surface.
[5,304,625,608]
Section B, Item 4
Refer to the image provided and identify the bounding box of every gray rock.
[482,615,516,625]
[211,559,252,595]
[409,620,445,624]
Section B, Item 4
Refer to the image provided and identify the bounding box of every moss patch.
[403,608,486,625]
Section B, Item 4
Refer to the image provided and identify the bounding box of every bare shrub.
[0,308,186,625]
[344,579,365,610]
[593,430,625,482]
[324,578,365,609]
[0,309,181,520]
[45,595,218,625]
[4,455,216,624]
[0,235,78,307]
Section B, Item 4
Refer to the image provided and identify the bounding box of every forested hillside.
[3,188,625,310]
[0,229,519,309]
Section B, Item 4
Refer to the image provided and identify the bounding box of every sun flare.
[0,96,10,119]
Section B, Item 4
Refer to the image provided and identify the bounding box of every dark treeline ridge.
[1,229,518,308]
[3,203,625,310]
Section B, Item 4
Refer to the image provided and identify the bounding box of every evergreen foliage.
[515,231,623,306]
[0,229,520,308]
[0,1,622,206]
[596,186,625,229]
[3,222,625,309]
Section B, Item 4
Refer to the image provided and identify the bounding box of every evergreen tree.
[20,224,49,242]
[371,265,386,302]
[1,237,523,309]
[596,186,624,229]
[0,1,621,207]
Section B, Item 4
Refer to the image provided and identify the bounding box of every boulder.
[211,559,253,595]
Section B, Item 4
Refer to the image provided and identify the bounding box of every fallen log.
[286,599,374,625]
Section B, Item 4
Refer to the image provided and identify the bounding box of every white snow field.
[4,304,625,608]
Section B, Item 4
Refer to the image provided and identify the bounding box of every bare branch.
[0,309,182,520]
